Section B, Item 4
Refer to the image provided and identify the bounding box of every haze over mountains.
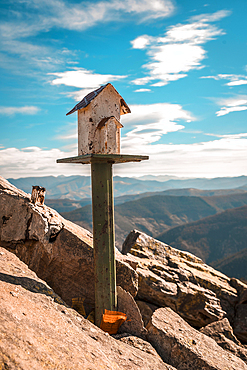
[8,175,247,200]
[7,175,247,281]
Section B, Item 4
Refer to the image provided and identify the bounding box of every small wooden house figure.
[66,83,130,155]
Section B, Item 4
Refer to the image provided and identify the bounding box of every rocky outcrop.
[1,177,247,329]
[147,307,247,369]
[0,246,171,370]
[200,318,247,363]
[0,176,137,314]
[123,230,246,334]
[1,175,247,367]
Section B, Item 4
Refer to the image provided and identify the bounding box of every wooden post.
[91,160,117,326]
[57,154,149,327]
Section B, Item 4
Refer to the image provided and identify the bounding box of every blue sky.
[0,0,247,179]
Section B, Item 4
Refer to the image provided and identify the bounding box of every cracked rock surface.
[0,247,170,370]
[147,307,247,370]
[123,230,247,338]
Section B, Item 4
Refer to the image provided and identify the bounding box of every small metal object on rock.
[31,186,46,205]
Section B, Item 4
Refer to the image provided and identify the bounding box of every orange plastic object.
[100,309,127,335]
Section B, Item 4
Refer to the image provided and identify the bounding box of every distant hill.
[113,187,247,206]
[62,194,219,247]
[46,198,91,213]
[114,195,218,240]
[211,248,247,281]
[61,204,92,234]
[157,205,247,267]
[8,175,247,200]
[46,188,247,213]
[61,193,247,247]
[161,176,247,190]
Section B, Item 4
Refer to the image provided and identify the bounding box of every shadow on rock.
[0,272,67,306]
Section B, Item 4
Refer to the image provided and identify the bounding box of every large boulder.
[0,246,172,370]
[123,230,245,331]
[0,176,138,314]
[200,318,247,364]
[147,307,247,370]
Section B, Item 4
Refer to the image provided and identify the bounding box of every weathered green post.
[91,159,116,323]
[57,84,149,327]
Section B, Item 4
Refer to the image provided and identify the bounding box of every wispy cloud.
[201,73,247,86]
[0,0,175,39]
[0,0,174,74]
[0,106,40,116]
[134,88,151,92]
[15,0,175,32]
[0,146,87,179]
[216,97,247,116]
[121,103,193,148]
[131,10,230,87]
[49,68,127,100]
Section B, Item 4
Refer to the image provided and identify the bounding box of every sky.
[0,0,247,179]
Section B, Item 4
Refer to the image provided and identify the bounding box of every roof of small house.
[97,116,123,129]
[66,83,131,116]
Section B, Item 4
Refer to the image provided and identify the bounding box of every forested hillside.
[61,192,247,248]
[157,205,247,280]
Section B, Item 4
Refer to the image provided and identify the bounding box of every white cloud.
[134,88,151,92]
[131,10,230,86]
[2,133,247,179]
[216,97,247,116]
[49,69,126,88]
[0,106,40,116]
[121,103,193,147]
[227,80,247,86]
[201,73,247,86]
[49,68,127,100]
[37,0,175,29]
[1,0,174,37]
[131,36,153,49]
[114,133,247,178]
[0,146,90,179]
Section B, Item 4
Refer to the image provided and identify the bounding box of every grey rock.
[231,280,247,341]
[117,286,146,338]
[123,230,242,328]
[116,258,138,298]
[200,318,247,363]
[147,307,247,370]
[136,300,158,327]
[234,300,247,343]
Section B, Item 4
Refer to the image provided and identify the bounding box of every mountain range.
[8,175,247,200]
[61,191,247,252]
